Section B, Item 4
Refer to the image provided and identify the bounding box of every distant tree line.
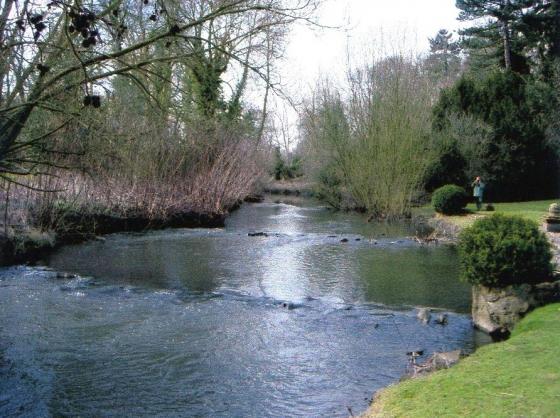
[298,0,560,217]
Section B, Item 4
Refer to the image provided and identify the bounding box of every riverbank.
[361,199,560,417]
[262,179,315,197]
[0,179,317,267]
[418,199,560,266]
[0,209,228,267]
[0,182,309,267]
[362,303,560,417]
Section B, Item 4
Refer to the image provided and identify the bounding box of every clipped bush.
[458,214,553,287]
[432,184,468,215]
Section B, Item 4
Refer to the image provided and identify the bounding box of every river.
[0,200,485,417]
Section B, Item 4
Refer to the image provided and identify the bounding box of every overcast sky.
[280,0,461,93]
[256,0,463,146]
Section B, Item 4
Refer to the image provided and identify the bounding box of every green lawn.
[364,303,560,418]
[414,199,558,227]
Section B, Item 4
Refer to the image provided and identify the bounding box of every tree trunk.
[0,0,15,101]
[502,19,512,70]
[0,0,14,43]
[551,0,560,60]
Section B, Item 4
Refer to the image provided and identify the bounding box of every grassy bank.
[414,199,557,228]
[364,303,560,417]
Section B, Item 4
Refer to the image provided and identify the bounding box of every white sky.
[256,0,463,147]
[281,0,460,94]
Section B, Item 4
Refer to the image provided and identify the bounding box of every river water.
[0,201,484,417]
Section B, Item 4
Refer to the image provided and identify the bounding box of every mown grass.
[363,303,560,418]
[414,199,558,227]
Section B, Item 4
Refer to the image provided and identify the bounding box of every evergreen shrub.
[458,214,553,287]
[432,184,468,215]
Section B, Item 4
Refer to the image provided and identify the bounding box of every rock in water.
[248,232,268,237]
[434,313,448,325]
[56,272,76,279]
[416,308,431,324]
[409,350,462,377]
[281,302,298,310]
[431,349,461,369]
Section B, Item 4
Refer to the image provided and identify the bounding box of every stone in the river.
[434,313,448,325]
[408,350,462,377]
[248,232,268,237]
[244,194,264,203]
[340,238,349,243]
[56,272,76,279]
[431,350,461,369]
[416,308,431,324]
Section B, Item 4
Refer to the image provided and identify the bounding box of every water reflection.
[358,245,468,312]
[47,232,223,292]
[46,202,469,310]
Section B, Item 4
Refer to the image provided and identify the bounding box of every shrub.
[315,164,343,208]
[272,149,303,180]
[458,214,553,287]
[432,184,468,215]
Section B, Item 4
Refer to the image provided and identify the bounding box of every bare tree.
[0,0,320,175]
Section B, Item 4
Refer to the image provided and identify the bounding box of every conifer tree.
[457,0,560,73]
[456,0,529,72]
[427,29,462,77]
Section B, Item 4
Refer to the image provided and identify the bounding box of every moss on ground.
[363,303,560,417]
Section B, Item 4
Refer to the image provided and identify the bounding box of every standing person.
[472,176,485,210]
